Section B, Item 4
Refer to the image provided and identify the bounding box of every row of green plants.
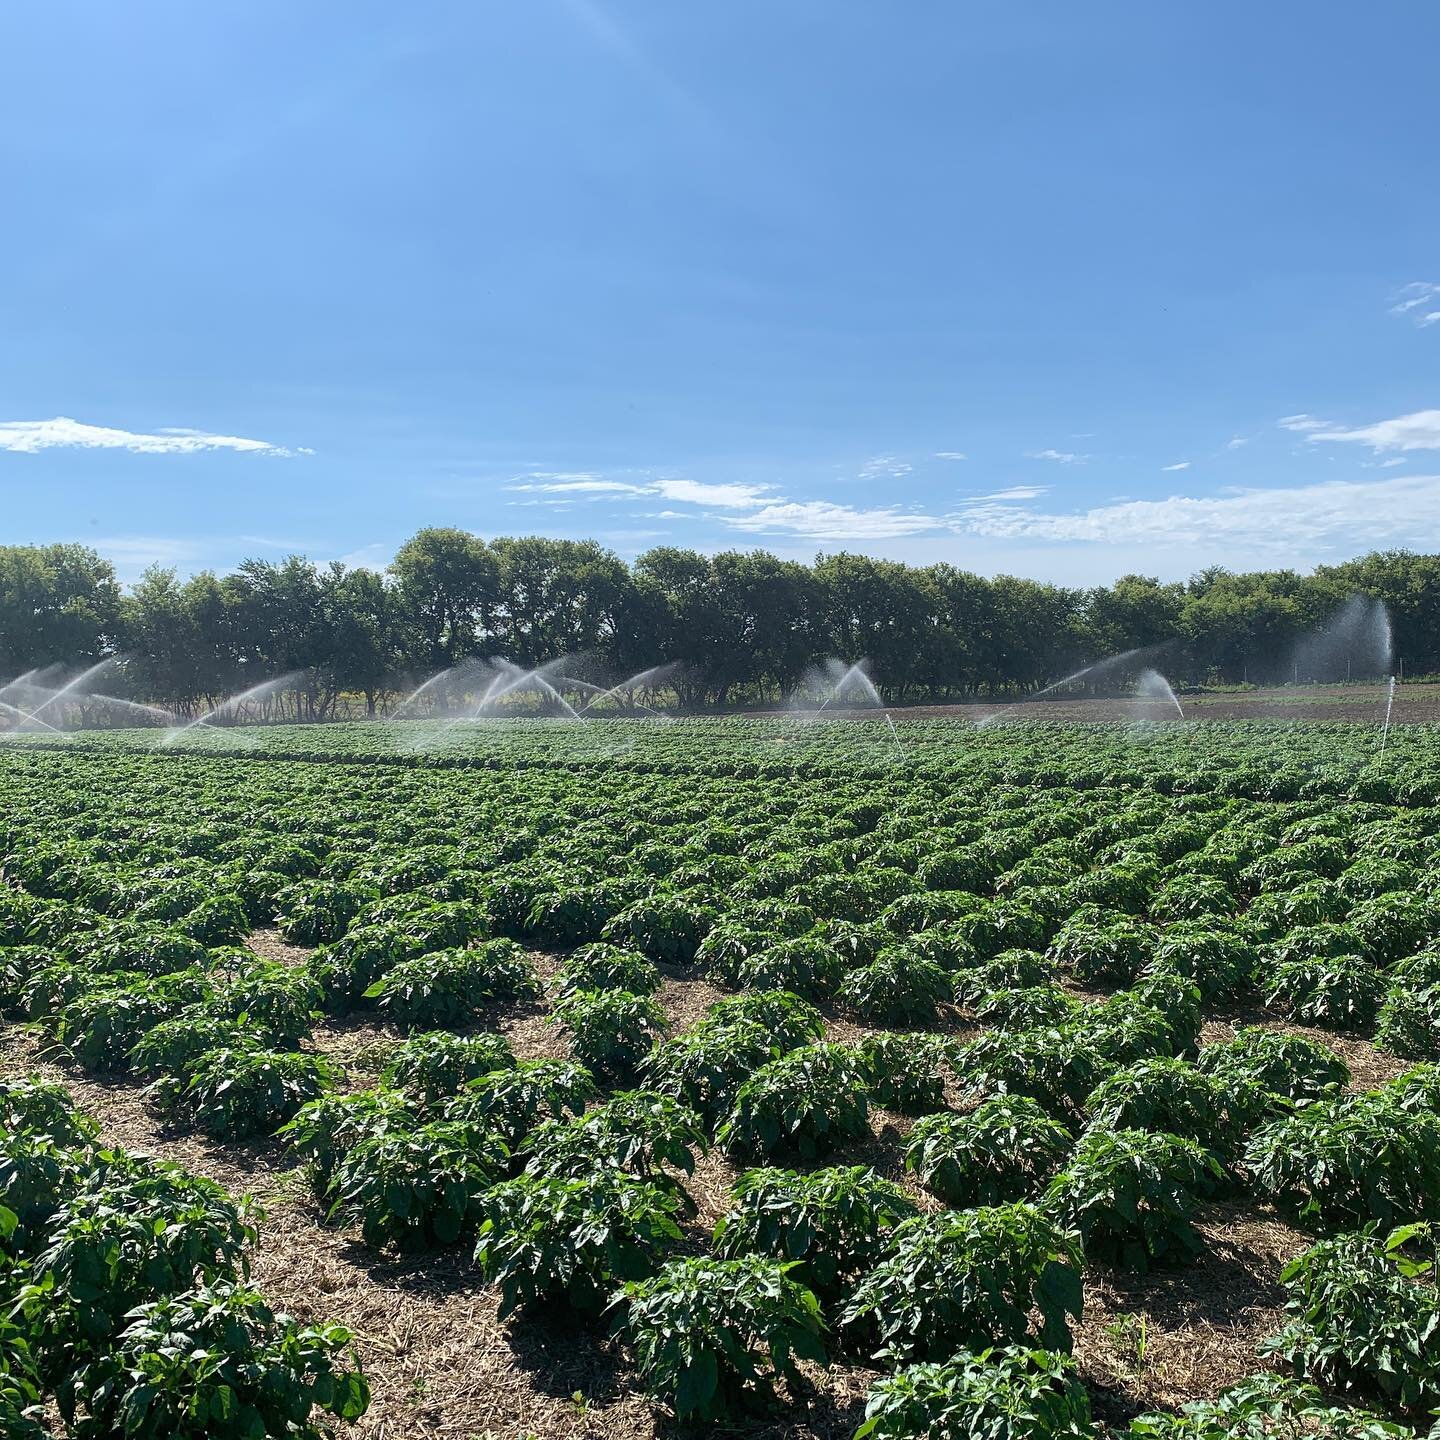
[21,712,1440,806]
[0,1078,369,1440]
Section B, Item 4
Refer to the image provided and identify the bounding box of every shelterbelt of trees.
[2,530,1438,714]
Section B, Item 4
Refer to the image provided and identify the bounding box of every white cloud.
[508,474,649,497]
[933,451,968,461]
[1390,281,1440,327]
[1027,448,1084,464]
[958,486,1050,503]
[1278,414,1331,433]
[722,501,941,541]
[859,455,913,480]
[945,472,1440,553]
[1226,435,1248,450]
[330,542,393,571]
[0,416,299,456]
[652,478,775,508]
[1302,408,1440,453]
[1161,461,1191,472]
[506,474,774,508]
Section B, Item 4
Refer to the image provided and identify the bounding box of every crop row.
[3,739,1440,1436]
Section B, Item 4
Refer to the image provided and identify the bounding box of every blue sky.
[3,1,1438,586]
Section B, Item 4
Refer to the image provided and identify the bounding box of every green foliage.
[643,1020,776,1127]
[0,1133,86,1255]
[858,1032,947,1114]
[601,895,714,964]
[0,1077,96,1148]
[1083,1058,1242,1158]
[1067,994,1178,1069]
[1246,1093,1440,1230]
[208,958,322,1046]
[523,1090,704,1196]
[128,1014,258,1077]
[955,1028,1098,1121]
[1127,972,1203,1053]
[856,1345,1096,1440]
[380,1029,515,1105]
[619,1255,826,1422]
[49,974,211,1073]
[440,1058,596,1150]
[1046,1128,1223,1270]
[702,989,824,1048]
[974,983,1078,1031]
[58,1280,369,1439]
[555,942,660,997]
[713,1166,917,1307]
[552,987,669,1082]
[906,1095,1072,1207]
[475,1170,683,1316]
[1125,1373,1412,1438]
[24,1153,255,1359]
[718,1043,871,1161]
[842,1204,1083,1363]
[274,878,371,946]
[0,1281,49,1440]
[1375,976,1440,1060]
[1263,1223,1440,1418]
[1197,1026,1348,1114]
[838,945,951,1024]
[326,1119,508,1251]
[153,1047,338,1139]
[729,936,846,999]
[363,940,538,1026]
[1145,924,1256,1005]
[953,949,1051,1008]
[278,1087,415,1188]
[1049,917,1153,987]
[1264,953,1384,1030]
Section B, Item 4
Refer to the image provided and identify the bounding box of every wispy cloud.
[946,472,1440,553]
[1225,435,1249,450]
[722,501,940,541]
[958,486,1050,504]
[507,474,775,509]
[652,478,774,508]
[859,455,913,480]
[933,451,968,461]
[0,416,304,456]
[1283,408,1440,452]
[1390,281,1440,328]
[509,475,650,498]
[1027,448,1085,465]
[1161,461,1191,472]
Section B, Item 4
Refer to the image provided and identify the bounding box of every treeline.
[2,530,1437,715]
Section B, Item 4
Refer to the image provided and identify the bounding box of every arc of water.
[0,669,43,705]
[389,659,491,719]
[574,670,674,719]
[814,662,882,714]
[0,698,65,734]
[17,657,117,725]
[161,671,305,746]
[974,645,1157,728]
[84,694,177,725]
[884,712,906,761]
[1379,674,1397,757]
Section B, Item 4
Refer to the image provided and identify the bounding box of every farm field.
[3,716,1440,1439]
